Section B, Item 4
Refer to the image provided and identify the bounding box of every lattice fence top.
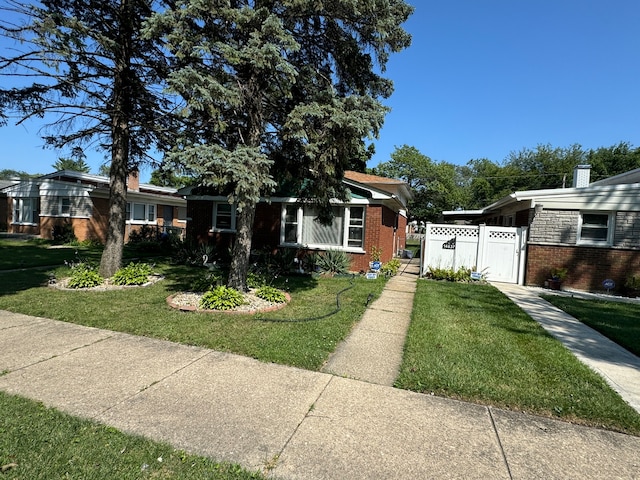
[429,226,479,238]
[488,230,516,240]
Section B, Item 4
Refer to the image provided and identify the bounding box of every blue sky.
[2,1,640,182]
[370,1,640,168]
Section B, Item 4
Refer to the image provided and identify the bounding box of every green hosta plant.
[381,258,401,276]
[426,266,472,282]
[247,271,268,288]
[199,286,245,310]
[112,262,152,286]
[190,271,222,292]
[67,262,103,288]
[255,285,287,303]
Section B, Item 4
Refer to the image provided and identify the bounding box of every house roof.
[589,167,640,186]
[0,179,18,191]
[180,170,412,212]
[444,166,640,218]
[343,170,413,208]
[2,170,186,206]
[39,170,179,195]
[344,171,406,185]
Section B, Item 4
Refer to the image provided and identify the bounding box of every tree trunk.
[99,0,132,278]
[99,145,128,278]
[227,202,257,291]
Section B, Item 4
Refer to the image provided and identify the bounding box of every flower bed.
[166,289,290,314]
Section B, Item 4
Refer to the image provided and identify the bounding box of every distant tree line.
[371,142,640,223]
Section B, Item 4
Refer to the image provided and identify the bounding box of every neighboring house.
[443,165,640,292]
[0,179,20,231]
[180,171,412,272]
[2,170,187,243]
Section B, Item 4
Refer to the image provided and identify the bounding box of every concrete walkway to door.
[321,258,420,385]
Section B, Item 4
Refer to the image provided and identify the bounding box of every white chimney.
[572,165,591,188]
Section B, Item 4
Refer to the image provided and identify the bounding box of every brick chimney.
[127,170,140,191]
[572,165,591,188]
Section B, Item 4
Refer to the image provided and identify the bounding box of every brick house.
[180,171,412,272]
[443,165,640,293]
[1,170,187,243]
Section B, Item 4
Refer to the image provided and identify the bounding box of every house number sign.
[442,237,457,250]
[602,279,615,290]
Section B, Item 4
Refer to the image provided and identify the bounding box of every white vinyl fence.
[420,223,527,284]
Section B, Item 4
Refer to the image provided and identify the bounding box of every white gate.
[420,223,527,284]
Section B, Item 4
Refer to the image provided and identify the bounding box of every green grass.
[0,238,164,271]
[404,238,421,256]
[541,294,640,357]
[0,264,386,371]
[0,391,264,479]
[0,239,98,270]
[2,239,640,436]
[395,280,640,436]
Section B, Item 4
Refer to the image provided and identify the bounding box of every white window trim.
[126,202,157,224]
[211,202,236,232]
[176,206,187,224]
[280,204,366,252]
[48,196,72,217]
[12,197,38,225]
[577,211,614,246]
[345,206,365,248]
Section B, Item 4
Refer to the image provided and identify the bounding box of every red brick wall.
[186,200,214,244]
[396,214,407,253]
[40,217,93,241]
[89,197,110,243]
[350,205,399,272]
[526,243,640,293]
[251,203,282,249]
[185,200,405,273]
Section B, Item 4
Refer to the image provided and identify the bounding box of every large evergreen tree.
[147,0,413,290]
[0,0,173,276]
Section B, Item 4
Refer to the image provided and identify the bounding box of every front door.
[163,205,174,227]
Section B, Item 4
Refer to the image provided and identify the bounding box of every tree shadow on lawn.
[0,269,52,296]
[160,264,320,295]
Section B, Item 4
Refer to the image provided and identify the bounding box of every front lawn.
[395,280,640,436]
[1,239,639,435]
[0,263,386,371]
[0,391,264,479]
[541,294,640,357]
[0,238,164,271]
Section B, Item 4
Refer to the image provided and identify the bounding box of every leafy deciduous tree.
[374,145,465,222]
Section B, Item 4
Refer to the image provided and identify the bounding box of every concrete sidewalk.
[321,259,420,385]
[1,307,640,479]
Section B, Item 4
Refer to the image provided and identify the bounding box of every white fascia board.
[2,181,40,196]
[480,183,640,212]
[442,209,486,216]
[342,178,394,201]
[126,191,186,206]
[40,170,179,195]
[39,170,107,184]
[38,179,94,196]
[139,183,178,194]
[268,196,371,205]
